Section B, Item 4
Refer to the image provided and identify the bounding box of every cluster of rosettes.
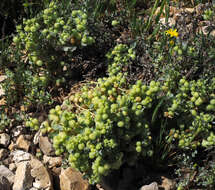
[106,44,135,76]
[166,77,215,149]
[37,45,163,184]
[13,0,94,68]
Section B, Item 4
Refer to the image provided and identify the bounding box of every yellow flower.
[165,29,178,38]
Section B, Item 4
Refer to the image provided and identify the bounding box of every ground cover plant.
[1,0,215,189]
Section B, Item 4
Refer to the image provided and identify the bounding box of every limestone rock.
[140,182,158,190]
[9,163,17,172]
[0,165,15,185]
[0,148,8,160]
[29,188,38,190]
[0,133,10,147]
[39,136,55,156]
[160,176,176,190]
[43,155,62,168]
[11,150,31,163]
[33,131,41,145]
[13,162,33,190]
[16,135,31,152]
[30,156,53,190]
[0,176,10,190]
[8,142,16,151]
[60,167,90,190]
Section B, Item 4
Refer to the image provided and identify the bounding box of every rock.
[13,161,33,190]
[39,136,55,156]
[30,156,53,190]
[184,8,195,13]
[9,163,17,172]
[0,176,10,190]
[2,158,11,166]
[0,75,7,82]
[0,148,8,160]
[16,135,31,152]
[0,133,10,147]
[59,167,90,190]
[11,125,23,138]
[140,182,158,190]
[160,176,176,190]
[29,188,38,190]
[33,131,41,145]
[51,167,61,176]
[43,155,62,168]
[159,17,176,27]
[0,165,15,185]
[8,142,16,151]
[0,86,5,97]
[11,150,31,163]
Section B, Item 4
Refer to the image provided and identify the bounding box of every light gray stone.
[39,136,54,156]
[0,176,10,190]
[13,162,33,190]
[11,150,31,163]
[0,165,15,185]
[30,156,53,190]
[9,163,17,172]
[43,155,62,168]
[0,133,10,147]
[29,188,38,190]
[140,182,158,190]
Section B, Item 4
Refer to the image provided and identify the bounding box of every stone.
[39,136,55,156]
[9,163,17,172]
[51,167,61,176]
[43,155,62,168]
[0,148,8,160]
[29,188,38,190]
[0,176,10,190]
[160,176,176,190]
[8,141,16,151]
[59,167,90,190]
[0,75,7,82]
[13,161,33,190]
[159,17,176,27]
[0,133,10,147]
[0,165,15,185]
[11,125,23,138]
[16,135,31,152]
[11,150,31,163]
[140,182,158,190]
[30,156,53,190]
[33,131,41,145]
[184,8,195,13]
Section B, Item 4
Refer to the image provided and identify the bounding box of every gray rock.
[11,150,31,163]
[140,182,158,190]
[29,188,38,190]
[39,136,55,156]
[9,163,16,172]
[0,165,15,185]
[33,131,41,145]
[59,168,90,190]
[0,149,8,160]
[16,135,31,152]
[0,176,10,190]
[30,156,53,190]
[0,133,10,147]
[13,162,33,190]
[43,155,62,168]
